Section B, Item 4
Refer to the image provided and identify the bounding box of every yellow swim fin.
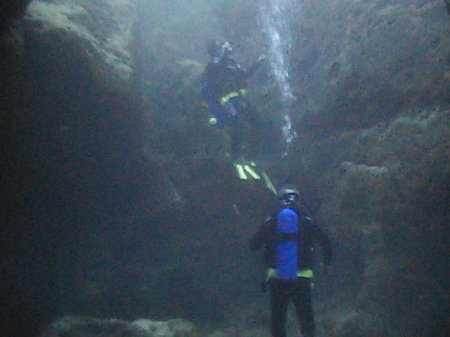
[243,164,261,180]
[262,172,277,195]
[235,164,247,180]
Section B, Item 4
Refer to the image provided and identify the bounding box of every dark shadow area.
[1,28,161,337]
[0,1,32,31]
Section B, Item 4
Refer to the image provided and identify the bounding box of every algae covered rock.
[25,0,137,90]
[40,316,146,337]
[289,0,450,131]
[307,108,450,337]
[40,316,196,337]
[132,318,196,337]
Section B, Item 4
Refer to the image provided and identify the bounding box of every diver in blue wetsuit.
[201,39,265,161]
[250,184,332,337]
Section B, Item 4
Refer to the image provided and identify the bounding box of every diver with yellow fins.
[233,159,278,195]
[201,39,276,193]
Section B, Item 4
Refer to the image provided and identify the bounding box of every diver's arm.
[311,222,332,265]
[249,218,273,251]
[201,64,225,126]
[201,82,224,127]
[245,55,266,79]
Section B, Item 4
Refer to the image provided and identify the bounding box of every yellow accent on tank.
[266,268,277,281]
[266,268,314,281]
[298,269,314,278]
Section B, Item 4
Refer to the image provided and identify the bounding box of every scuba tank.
[275,207,299,279]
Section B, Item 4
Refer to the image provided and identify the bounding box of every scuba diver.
[249,184,332,337]
[201,39,266,180]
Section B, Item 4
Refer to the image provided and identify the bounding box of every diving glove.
[208,117,217,126]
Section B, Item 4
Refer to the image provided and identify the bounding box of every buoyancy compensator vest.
[275,207,299,279]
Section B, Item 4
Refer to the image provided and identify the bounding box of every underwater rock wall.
[290,0,450,131]
[1,1,172,336]
[280,1,450,335]
[298,109,450,336]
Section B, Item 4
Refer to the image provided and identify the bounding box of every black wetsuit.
[202,55,261,159]
[250,200,332,337]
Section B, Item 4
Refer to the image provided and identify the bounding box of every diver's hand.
[208,117,218,126]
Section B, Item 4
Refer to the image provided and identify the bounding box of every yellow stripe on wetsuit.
[220,89,248,105]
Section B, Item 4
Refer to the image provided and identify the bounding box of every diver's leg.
[237,98,265,158]
[270,281,290,337]
[241,99,259,126]
[229,116,245,160]
[292,278,315,337]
